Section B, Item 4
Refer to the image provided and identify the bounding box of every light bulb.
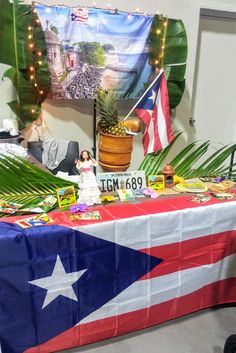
[28,26,32,31]
[30,75,34,80]
[29,43,34,48]
[34,83,38,87]
[37,51,42,56]
[38,60,43,65]
[161,45,165,49]
[28,34,32,39]
[35,19,40,24]
[163,21,168,27]
[155,60,159,64]
[29,66,34,71]
[156,29,161,35]
[31,109,35,113]
[39,90,44,95]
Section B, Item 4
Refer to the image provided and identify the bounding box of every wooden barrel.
[98,132,133,172]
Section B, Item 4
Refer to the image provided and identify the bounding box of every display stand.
[92,99,97,174]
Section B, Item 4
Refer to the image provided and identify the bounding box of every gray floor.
[64,306,236,353]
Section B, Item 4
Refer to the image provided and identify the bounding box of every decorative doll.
[75,150,101,206]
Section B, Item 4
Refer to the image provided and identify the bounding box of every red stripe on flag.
[74,16,88,21]
[142,122,151,156]
[140,230,236,279]
[135,109,151,125]
[135,109,152,155]
[160,74,174,144]
[152,105,162,151]
[24,278,236,353]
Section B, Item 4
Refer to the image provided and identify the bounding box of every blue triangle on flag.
[0,222,162,353]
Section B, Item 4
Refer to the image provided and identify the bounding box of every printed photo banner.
[35,5,154,99]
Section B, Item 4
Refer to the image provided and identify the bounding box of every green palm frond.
[0,154,78,217]
[138,134,236,180]
[138,132,183,176]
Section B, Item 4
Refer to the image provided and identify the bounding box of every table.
[0,194,236,353]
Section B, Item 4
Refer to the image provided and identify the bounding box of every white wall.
[192,15,236,147]
[1,0,236,170]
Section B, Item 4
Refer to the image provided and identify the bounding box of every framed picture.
[56,186,77,208]
[148,175,165,192]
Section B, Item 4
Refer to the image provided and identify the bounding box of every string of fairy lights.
[155,16,168,69]
[28,1,44,114]
[24,1,47,135]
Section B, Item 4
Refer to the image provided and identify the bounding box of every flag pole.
[123,69,164,121]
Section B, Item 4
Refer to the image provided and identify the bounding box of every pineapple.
[97,89,127,136]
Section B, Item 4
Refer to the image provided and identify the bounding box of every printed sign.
[148,175,165,192]
[96,171,146,193]
[56,186,77,208]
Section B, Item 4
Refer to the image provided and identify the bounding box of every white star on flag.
[148,90,156,104]
[29,255,87,309]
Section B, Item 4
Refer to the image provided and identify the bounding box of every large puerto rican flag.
[134,70,174,155]
[0,195,236,353]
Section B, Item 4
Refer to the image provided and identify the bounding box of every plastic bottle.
[162,163,175,188]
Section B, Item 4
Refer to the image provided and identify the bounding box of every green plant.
[138,133,236,180]
[0,0,50,129]
[97,89,127,136]
[0,155,77,217]
[148,16,188,110]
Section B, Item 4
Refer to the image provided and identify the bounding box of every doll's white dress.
[76,160,101,206]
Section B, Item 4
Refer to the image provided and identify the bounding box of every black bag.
[224,335,236,353]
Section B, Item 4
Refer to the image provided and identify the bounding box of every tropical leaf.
[148,16,188,110]
[0,154,78,217]
[0,0,51,128]
[2,67,18,89]
[173,141,210,176]
[138,135,236,180]
[138,132,182,176]
[138,132,183,176]
[167,80,185,110]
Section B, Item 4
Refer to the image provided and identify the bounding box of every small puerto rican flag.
[71,7,89,23]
